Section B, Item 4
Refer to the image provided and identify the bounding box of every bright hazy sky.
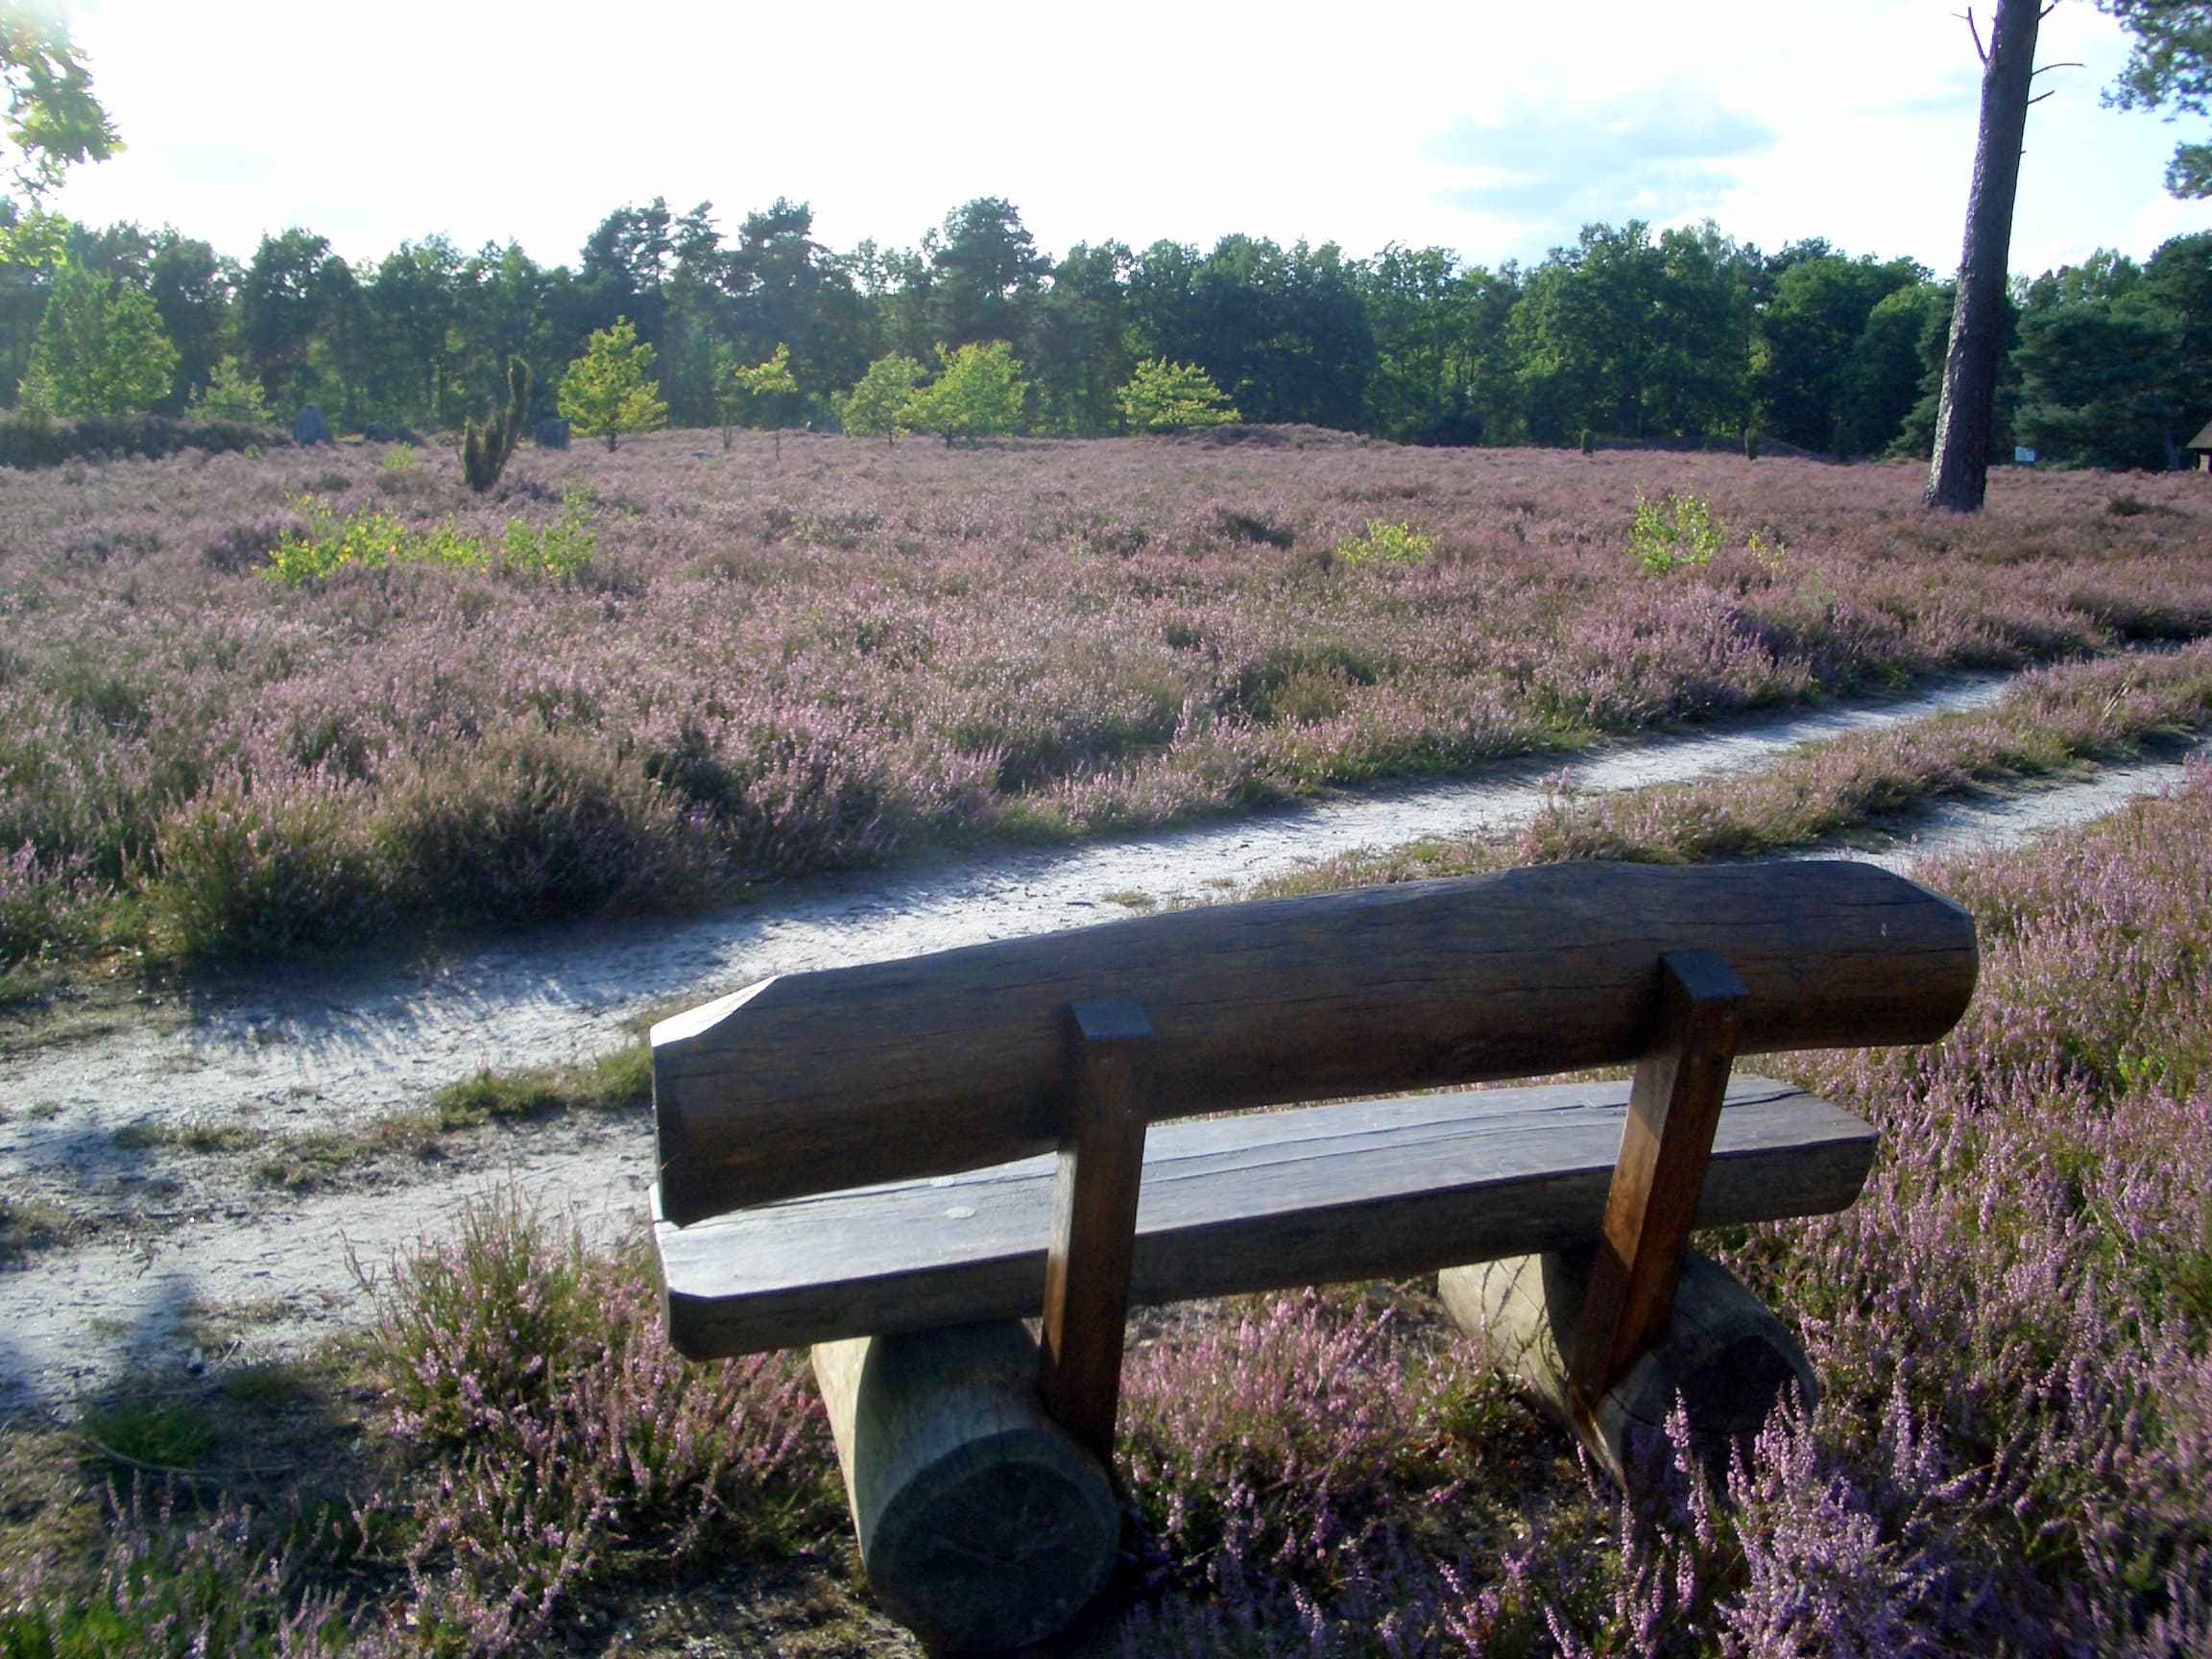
[49,0,2212,280]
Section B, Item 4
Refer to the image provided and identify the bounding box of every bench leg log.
[811,1319,1121,1654]
[1441,1247,1816,1490]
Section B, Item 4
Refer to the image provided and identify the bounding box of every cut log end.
[1443,1247,1815,1490]
[812,1321,1120,1654]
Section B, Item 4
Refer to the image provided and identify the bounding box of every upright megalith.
[293,404,332,446]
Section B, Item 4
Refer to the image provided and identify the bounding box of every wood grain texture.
[1445,1247,1816,1490]
[1572,951,1746,1404]
[653,861,1973,1222]
[1037,998,1154,1463]
[660,1075,1877,1358]
[811,1321,1119,1653]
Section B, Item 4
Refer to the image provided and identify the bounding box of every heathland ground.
[2,432,2211,1654]
[4,429,2210,990]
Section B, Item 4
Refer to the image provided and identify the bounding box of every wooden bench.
[650,860,1977,1652]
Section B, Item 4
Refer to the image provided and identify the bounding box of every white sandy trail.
[12,671,2205,1407]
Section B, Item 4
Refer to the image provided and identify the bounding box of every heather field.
[5,428,2212,985]
[6,757,2211,1656]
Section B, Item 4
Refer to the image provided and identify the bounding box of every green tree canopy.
[29,258,178,415]
[1117,356,1238,432]
[2015,296,2185,469]
[2,4,120,261]
[732,341,799,421]
[905,340,1028,445]
[929,198,1049,348]
[731,341,800,456]
[1756,252,1927,452]
[2102,0,2212,196]
[557,315,666,449]
[836,350,925,441]
[187,352,271,421]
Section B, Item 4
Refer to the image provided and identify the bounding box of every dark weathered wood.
[654,862,1976,1222]
[1571,951,1746,1406]
[1445,1248,1816,1490]
[811,1321,1119,1652]
[1037,998,1153,1463]
[659,1075,1877,1358]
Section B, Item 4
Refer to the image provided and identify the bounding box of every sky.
[47,0,2212,280]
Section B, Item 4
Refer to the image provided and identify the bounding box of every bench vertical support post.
[1039,997,1155,1465]
[1571,950,1748,1408]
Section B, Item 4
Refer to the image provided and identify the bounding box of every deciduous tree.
[1117,356,1238,432]
[1,4,119,262]
[835,350,924,442]
[732,341,798,458]
[187,352,270,421]
[2101,0,2212,196]
[906,340,1028,445]
[558,316,665,450]
[28,258,178,414]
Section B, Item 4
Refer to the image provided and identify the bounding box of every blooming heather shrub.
[0,1487,349,1657]
[1109,768,2212,1653]
[377,729,720,929]
[1510,645,2212,868]
[153,773,393,956]
[1703,766,2212,1648]
[365,1195,837,1654]
[8,434,2212,963]
[1118,1292,1469,1601]
[0,842,95,966]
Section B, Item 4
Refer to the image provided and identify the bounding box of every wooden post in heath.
[1039,998,1154,1466]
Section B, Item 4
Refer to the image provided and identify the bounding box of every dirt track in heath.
[5,668,2203,1408]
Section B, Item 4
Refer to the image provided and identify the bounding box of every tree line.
[4,195,2209,469]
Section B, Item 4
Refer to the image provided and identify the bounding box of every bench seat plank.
[658,1074,1875,1358]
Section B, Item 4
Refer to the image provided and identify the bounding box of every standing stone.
[535,416,569,449]
[293,405,332,446]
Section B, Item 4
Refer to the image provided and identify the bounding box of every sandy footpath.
[7,670,2200,1407]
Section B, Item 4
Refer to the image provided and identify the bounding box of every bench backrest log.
[652,860,1977,1226]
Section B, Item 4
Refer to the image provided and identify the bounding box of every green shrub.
[1629,489,1727,575]
[499,483,597,578]
[262,495,484,583]
[378,730,718,928]
[1118,357,1239,432]
[152,776,393,957]
[378,441,416,471]
[1337,518,1434,565]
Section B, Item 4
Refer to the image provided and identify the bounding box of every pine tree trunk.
[1924,0,2041,512]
